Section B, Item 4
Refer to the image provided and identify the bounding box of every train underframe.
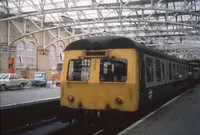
[58,106,135,129]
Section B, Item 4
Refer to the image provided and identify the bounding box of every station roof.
[0,0,200,60]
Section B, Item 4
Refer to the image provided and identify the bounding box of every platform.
[0,86,60,110]
[119,84,200,135]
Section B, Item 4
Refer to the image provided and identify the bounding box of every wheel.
[1,84,7,91]
[19,83,24,89]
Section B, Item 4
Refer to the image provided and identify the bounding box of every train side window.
[169,63,172,80]
[186,67,188,77]
[155,60,162,82]
[183,66,185,78]
[177,64,180,75]
[173,64,176,79]
[145,57,154,83]
[180,65,183,77]
[67,59,91,81]
[99,58,127,82]
[162,62,165,81]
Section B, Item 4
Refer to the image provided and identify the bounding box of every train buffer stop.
[119,84,200,135]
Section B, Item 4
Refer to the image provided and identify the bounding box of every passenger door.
[162,60,167,83]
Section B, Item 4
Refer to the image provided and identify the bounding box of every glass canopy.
[0,0,200,59]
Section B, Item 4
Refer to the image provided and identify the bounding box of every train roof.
[64,36,187,64]
[188,60,200,63]
[188,60,200,66]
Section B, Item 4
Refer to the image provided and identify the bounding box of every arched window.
[48,45,56,69]
[16,41,25,68]
[57,46,64,63]
[27,42,36,68]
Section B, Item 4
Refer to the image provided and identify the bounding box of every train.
[59,36,191,127]
[188,60,200,84]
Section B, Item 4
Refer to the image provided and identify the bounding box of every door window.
[155,60,161,82]
[145,57,154,83]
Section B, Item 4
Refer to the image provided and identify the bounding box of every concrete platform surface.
[123,84,200,135]
[0,86,60,108]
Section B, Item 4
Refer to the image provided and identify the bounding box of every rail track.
[2,117,105,135]
[1,117,64,135]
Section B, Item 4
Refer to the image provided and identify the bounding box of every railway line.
[2,116,105,135]
[2,117,63,135]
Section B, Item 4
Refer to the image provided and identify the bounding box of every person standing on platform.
[188,72,195,93]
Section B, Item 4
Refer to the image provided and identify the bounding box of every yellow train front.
[59,36,140,124]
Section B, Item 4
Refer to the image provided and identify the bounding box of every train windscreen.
[99,58,127,82]
[67,59,91,81]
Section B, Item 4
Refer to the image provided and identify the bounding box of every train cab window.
[99,58,127,82]
[169,63,172,80]
[145,57,154,83]
[67,59,91,81]
[155,60,162,82]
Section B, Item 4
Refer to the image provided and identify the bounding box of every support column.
[7,20,11,59]
[151,0,154,7]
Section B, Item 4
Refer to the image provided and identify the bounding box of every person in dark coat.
[188,72,195,93]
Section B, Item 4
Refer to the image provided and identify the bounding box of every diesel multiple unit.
[59,36,191,126]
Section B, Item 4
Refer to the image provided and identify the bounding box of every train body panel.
[137,51,189,110]
[61,83,139,111]
[138,79,188,110]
